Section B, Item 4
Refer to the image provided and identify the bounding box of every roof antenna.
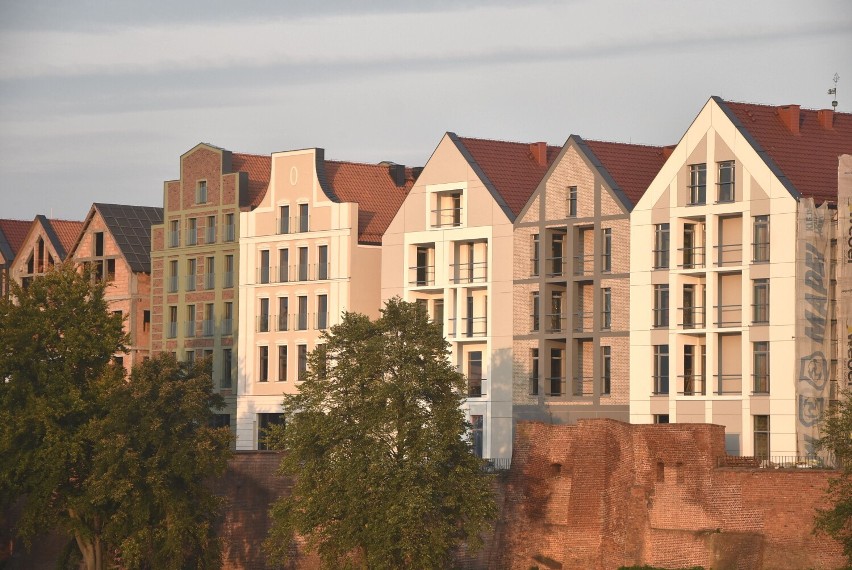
[828,73,839,111]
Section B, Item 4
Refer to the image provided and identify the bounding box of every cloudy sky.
[1,0,850,220]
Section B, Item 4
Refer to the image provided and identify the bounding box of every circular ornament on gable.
[290,166,298,185]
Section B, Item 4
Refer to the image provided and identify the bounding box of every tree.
[815,390,852,564]
[0,264,231,570]
[264,298,497,569]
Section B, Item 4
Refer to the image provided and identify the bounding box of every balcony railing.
[205,227,215,244]
[545,377,566,397]
[714,243,743,266]
[715,374,742,395]
[257,315,270,333]
[292,312,309,331]
[546,256,566,278]
[450,316,487,338]
[467,378,486,398]
[316,312,329,330]
[679,306,706,329]
[573,254,595,276]
[530,313,540,332]
[546,313,566,333]
[202,319,215,337]
[572,376,594,397]
[258,267,271,285]
[277,314,289,332]
[679,246,706,269]
[204,273,215,289]
[678,374,707,395]
[431,207,462,228]
[717,454,839,469]
[752,242,770,263]
[752,303,769,324]
[752,374,770,394]
[529,375,539,396]
[451,261,487,284]
[186,275,196,291]
[169,231,180,248]
[652,375,669,395]
[221,318,233,335]
[408,265,435,287]
[167,322,177,338]
[573,311,593,333]
[187,231,197,246]
[714,305,742,327]
[167,275,178,293]
[224,271,234,288]
[185,321,196,338]
[224,224,235,242]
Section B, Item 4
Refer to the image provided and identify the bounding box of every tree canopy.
[264,298,496,569]
[814,391,852,564]
[0,264,232,570]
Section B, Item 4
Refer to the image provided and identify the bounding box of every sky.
[0,0,850,221]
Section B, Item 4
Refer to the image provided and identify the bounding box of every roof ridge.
[456,134,558,148]
[583,138,666,150]
[719,97,851,116]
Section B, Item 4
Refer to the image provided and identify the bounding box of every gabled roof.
[578,137,668,210]
[232,153,272,209]
[71,204,164,273]
[450,134,560,220]
[0,219,31,263]
[715,97,852,204]
[43,218,84,260]
[321,160,415,245]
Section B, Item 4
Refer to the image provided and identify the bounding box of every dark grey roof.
[94,203,163,273]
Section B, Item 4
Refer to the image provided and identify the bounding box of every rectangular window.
[433,298,444,334]
[567,186,578,217]
[754,415,770,459]
[224,213,235,242]
[205,256,215,289]
[530,348,539,396]
[531,291,540,332]
[259,346,269,382]
[414,245,433,286]
[682,223,698,269]
[531,234,540,276]
[298,247,308,281]
[654,414,670,424]
[318,245,328,280]
[206,215,216,243]
[168,260,178,292]
[94,232,104,256]
[185,350,195,363]
[298,204,309,232]
[257,413,284,451]
[753,279,769,323]
[203,303,215,336]
[186,258,196,291]
[602,228,612,272]
[601,288,612,330]
[169,220,180,248]
[224,254,234,288]
[471,415,483,458]
[550,233,564,276]
[654,223,670,269]
[221,348,232,389]
[187,218,197,246]
[196,180,207,204]
[279,249,289,282]
[278,345,288,382]
[688,163,707,205]
[279,205,290,234]
[186,304,196,337]
[143,310,151,332]
[168,306,178,338]
[753,341,770,394]
[297,344,308,380]
[654,344,669,394]
[317,294,328,330]
[653,285,669,328]
[717,161,735,202]
[223,302,233,335]
[278,297,289,331]
[549,291,563,333]
[259,250,270,284]
[259,298,270,332]
[601,345,611,395]
[549,348,563,397]
[105,259,115,282]
[753,215,770,262]
[297,296,308,331]
[467,351,483,397]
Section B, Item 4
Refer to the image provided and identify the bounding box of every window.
[683,345,703,395]
[318,245,328,280]
[549,291,563,333]
[414,245,433,286]
[298,247,308,281]
[601,345,611,395]
[94,232,104,256]
[203,303,214,336]
[186,258,196,291]
[187,218,197,245]
[653,345,669,394]
[653,285,669,328]
[753,215,770,262]
[601,288,612,330]
[169,220,180,248]
[206,215,216,243]
[317,294,328,330]
[654,414,670,424]
[471,415,483,458]
[168,260,178,292]
[186,304,196,337]
[259,298,270,332]
[567,186,578,217]
[105,259,115,282]
[530,348,539,396]
[753,341,770,394]
[601,228,612,272]
[753,279,769,323]
[279,205,290,234]
[186,350,195,363]
[259,250,270,284]
[143,310,151,332]
[550,233,564,276]
[297,344,308,380]
[531,234,540,276]
[717,161,735,202]
[210,414,230,428]
[278,297,289,331]
[682,284,697,328]
[315,344,327,380]
[257,413,284,451]
[259,346,269,382]
[682,223,698,269]
[223,302,233,335]
[205,256,215,289]
[224,255,234,288]
[654,223,670,269]
[298,203,309,232]
[549,348,563,397]
[279,249,289,282]
[196,180,207,204]
[168,306,177,338]
[754,415,770,459]
[688,163,707,205]
[221,349,232,389]
[531,291,540,332]
[224,213,235,242]
[467,351,483,397]
[278,346,288,382]
[297,296,308,331]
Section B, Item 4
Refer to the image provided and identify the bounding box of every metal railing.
[573,253,595,276]
[528,375,539,396]
[257,315,270,333]
[752,302,769,324]
[167,275,178,293]
[717,455,839,470]
[450,317,487,338]
[204,272,215,289]
[714,304,742,327]
[167,322,177,338]
[408,265,435,287]
[257,267,271,284]
[185,275,196,291]
[431,207,462,228]
[185,321,196,338]
[224,224,235,242]
[545,377,567,397]
[276,216,310,234]
[221,318,233,335]
[679,306,706,329]
[169,230,180,248]
[546,313,566,333]
[546,256,566,278]
[714,243,743,266]
[467,378,486,398]
[205,226,215,244]
[752,242,770,263]
[572,376,594,397]
[187,231,197,246]
[482,458,512,472]
[224,271,234,288]
[202,319,215,337]
[277,314,289,332]
[714,374,742,395]
[678,374,707,395]
[451,261,487,284]
[573,311,593,333]
[292,313,309,331]
[678,246,706,269]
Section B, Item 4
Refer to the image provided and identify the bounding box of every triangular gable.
[70,204,164,274]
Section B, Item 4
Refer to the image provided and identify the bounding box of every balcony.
[545,313,566,334]
[167,322,177,338]
[257,266,271,285]
[277,314,289,332]
[714,305,742,327]
[316,312,329,330]
[467,378,486,398]
[652,375,669,395]
[528,375,539,396]
[257,315,270,333]
[221,318,233,335]
[431,207,462,228]
[224,271,234,288]
[752,241,770,264]
[204,273,215,290]
[169,231,180,248]
[714,243,743,267]
[205,226,215,244]
[571,376,594,397]
[573,311,593,333]
[752,302,769,324]
[451,261,487,284]
[185,321,196,338]
[679,306,706,329]
[408,264,435,287]
[292,313,309,331]
[450,316,487,338]
[187,231,197,246]
[185,275,196,291]
[678,246,706,269]
[545,377,566,397]
[224,224,235,242]
[715,374,742,395]
[167,275,178,293]
[530,313,540,333]
[546,256,566,278]
[678,374,707,395]
[573,253,594,277]
[202,319,215,337]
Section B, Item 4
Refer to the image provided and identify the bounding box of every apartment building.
[236,148,414,450]
[630,97,852,458]
[7,215,83,290]
[150,143,271,428]
[382,133,558,460]
[0,219,30,297]
[69,203,163,374]
[513,136,667,424]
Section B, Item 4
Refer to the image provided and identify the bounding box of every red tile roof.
[580,138,668,208]
[717,97,852,204]
[46,219,84,258]
[322,160,414,245]
[232,153,272,209]
[0,219,31,258]
[452,134,560,219]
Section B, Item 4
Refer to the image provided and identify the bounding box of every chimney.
[530,142,548,166]
[817,109,834,130]
[662,145,676,159]
[411,167,424,182]
[776,105,801,134]
[387,163,406,187]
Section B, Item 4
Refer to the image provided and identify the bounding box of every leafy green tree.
[815,390,852,564]
[0,264,231,570]
[264,298,497,569]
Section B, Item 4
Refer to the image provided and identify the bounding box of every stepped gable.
[92,203,164,273]
[322,160,415,245]
[452,135,560,220]
[580,138,668,209]
[232,153,272,209]
[717,97,852,204]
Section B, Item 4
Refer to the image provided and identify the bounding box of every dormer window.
[432,191,462,228]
